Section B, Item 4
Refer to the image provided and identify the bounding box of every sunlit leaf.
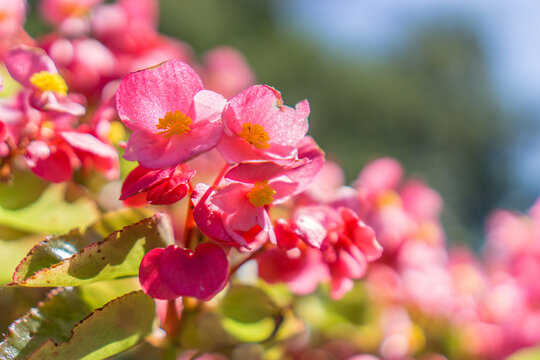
[0,237,41,285]
[0,288,154,360]
[11,211,173,287]
[0,184,99,234]
[0,169,49,210]
[221,317,275,343]
[506,345,540,360]
[220,285,278,324]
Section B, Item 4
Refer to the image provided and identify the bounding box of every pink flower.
[25,139,73,183]
[40,0,102,27]
[201,46,255,99]
[217,85,310,163]
[0,0,26,37]
[193,139,323,248]
[4,45,86,116]
[355,157,403,197]
[192,181,276,249]
[120,164,195,206]
[116,59,226,168]
[61,131,119,180]
[41,36,117,97]
[258,247,329,296]
[139,242,229,301]
[298,205,383,299]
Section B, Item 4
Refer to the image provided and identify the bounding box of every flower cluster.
[0,0,254,184]
[0,0,382,304]
[5,1,540,359]
[117,58,383,302]
[292,157,540,360]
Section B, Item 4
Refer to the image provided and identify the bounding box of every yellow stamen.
[247,180,276,207]
[107,121,126,145]
[239,122,270,150]
[29,71,68,96]
[156,110,192,137]
[59,1,89,17]
[376,190,402,209]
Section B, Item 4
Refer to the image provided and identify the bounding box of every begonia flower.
[4,45,86,116]
[201,46,255,99]
[41,36,117,97]
[217,84,310,163]
[40,0,102,28]
[265,205,383,299]
[25,140,73,183]
[355,157,403,197]
[116,59,226,168]
[61,131,119,180]
[139,242,229,301]
[0,0,26,37]
[120,164,195,206]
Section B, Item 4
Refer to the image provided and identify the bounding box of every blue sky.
[278,0,540,107]
[277,0,540,202]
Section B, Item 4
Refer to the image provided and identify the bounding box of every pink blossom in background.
[4,45,86,116]
[201,46,255,99]
[25,140,73,183]
[61,131,119,180]
[0,0,26,37]
[40,0,103,27]
[40,36,117,97]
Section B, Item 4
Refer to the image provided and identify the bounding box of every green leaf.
[0,169,49,210]
[0,237,41,285]
[0,184,99,234]
[0,289,155,360]
[220,285,278,324]
[221,317,275,343]
[11,211,173,287]
[506,345,540,360]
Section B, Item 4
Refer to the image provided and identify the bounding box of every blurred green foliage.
[160,0,512,245]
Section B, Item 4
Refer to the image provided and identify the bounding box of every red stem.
[182,183,195,249]
[162,299,180,343]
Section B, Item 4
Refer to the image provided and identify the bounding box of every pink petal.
[400,180,443,220]
[146,177,190,205]
[116,59,203,134]
[120,166,175,200]
[202,46,255,99]
[294,214,327,249]
[225,161,289,184]
[25,140,73,183]
[40,94,86,116]
[5,45,58,88]
[139,248,177,300]
[257,248,306,284]
[192,183,243,247]
[340,207,383,261]
[159,243,229,301]
[123,130,172,168]
[61,131,119,179]
[330,276,354,300]
[288,249,329,295]
[355,157,403,194]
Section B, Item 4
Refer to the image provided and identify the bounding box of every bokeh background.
[24,0,539,246]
